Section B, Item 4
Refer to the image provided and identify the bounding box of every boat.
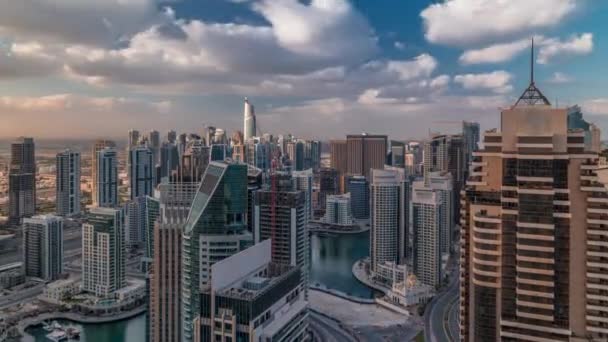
[46,330,68,342]
[66,326,81,339]
[42,321,53,332]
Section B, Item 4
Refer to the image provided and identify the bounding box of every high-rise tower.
[243,98,256,141]
[23,215,64,281]
[460,43,608,341]
[91,139,116,207]
[56,150,81,216]
[8,137,36,225]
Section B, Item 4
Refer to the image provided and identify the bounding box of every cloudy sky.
[1,0,607,140]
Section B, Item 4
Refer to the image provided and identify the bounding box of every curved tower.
[243,98,256,141]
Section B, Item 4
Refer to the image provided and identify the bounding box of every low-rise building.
[44,278,81,302]
[115,279,146,303]
[0,262,25,289]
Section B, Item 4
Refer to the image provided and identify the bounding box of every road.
[425,268,460,342]
[309,311,357,342]
[0,283,45,309]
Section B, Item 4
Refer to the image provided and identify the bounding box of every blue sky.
[0,0,606,139]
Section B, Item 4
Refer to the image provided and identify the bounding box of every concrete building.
[129,146,154,200]
[182,161,253,341]
[82,207,125,298]
[159,142,179,181]
[292,169,313,222]
[330,140,348,177]
[128,129,140,148]
[149,179,198,342]
[195,240,308,342]
[149,130,161,165]
[318,168,338,212]
[56,149,81,216]
[322,194,353,226]
[347,134,388,179]
[91,139,116,207]
[243,98,256,141]
[8,137,36,225]
[370,169,406,274]
[411,183,442,288]
[253,176,309,292]
[95,147,118,208]
[22,215,64,281]
[427,172,454,255]
[347,175,369,220]
[460,57,608,340]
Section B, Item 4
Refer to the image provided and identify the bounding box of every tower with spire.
[514,38,551,107]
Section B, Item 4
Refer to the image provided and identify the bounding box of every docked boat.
[66,326,81,339]
[46,330,68,342]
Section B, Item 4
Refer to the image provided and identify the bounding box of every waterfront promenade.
[17,306,146,337]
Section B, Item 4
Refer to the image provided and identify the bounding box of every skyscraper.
[347,134,388,179]
[287,140,305,171]
[91,139,116,207]
[82,207,125,298]
[347,175,369,220]
[427,171,454,256]
[128,129,140,149]
[243,98,256,141]
[159,142,179,181]
[129,146,154,199]
[292,169,313,222]
[411,184,442,288]
[149,180,198,342]
[149,130,161,165]
[8,137,36,225]
[319,168,339,213]
[370,169,406,274]
[95,147,118,208]
[181,161,253,341]
[56,149,81,217]
[254,174,309,292]
[167,130,177,144]
[460,53,608,340]
[462,121,480,173]
[22,215,63,281]
[330,139,348,175]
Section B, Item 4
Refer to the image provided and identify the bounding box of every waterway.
[24,314,146,341]
[26,231,372,341]
[310,231,373,298]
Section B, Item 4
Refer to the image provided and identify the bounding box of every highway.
[425,266,460,342]
[0,283,45,309]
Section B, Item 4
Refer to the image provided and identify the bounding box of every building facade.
[129,146,154,200]
[23,215,64,281]
[370,169,406,273]
[181,161,253,341]
[347,134,388,179]
[460,74,608,340]
[95,147,118,208]
[82,207,126,298]
[411,183,442,288]
[56,149,81,216]
[323,194,353,226]
[8,137,36,225]
[243,98,256,141]
[91,139,116,207]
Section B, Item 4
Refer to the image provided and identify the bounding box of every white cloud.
[547,72,572,84]
[537,33,593,64]
[386,54,437,81]
[394,41,406,50]
[252,0,377,59]
[583,99,608,115]
[421,0,576,46]
[460,39,530,64]
[454,71,513,94]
